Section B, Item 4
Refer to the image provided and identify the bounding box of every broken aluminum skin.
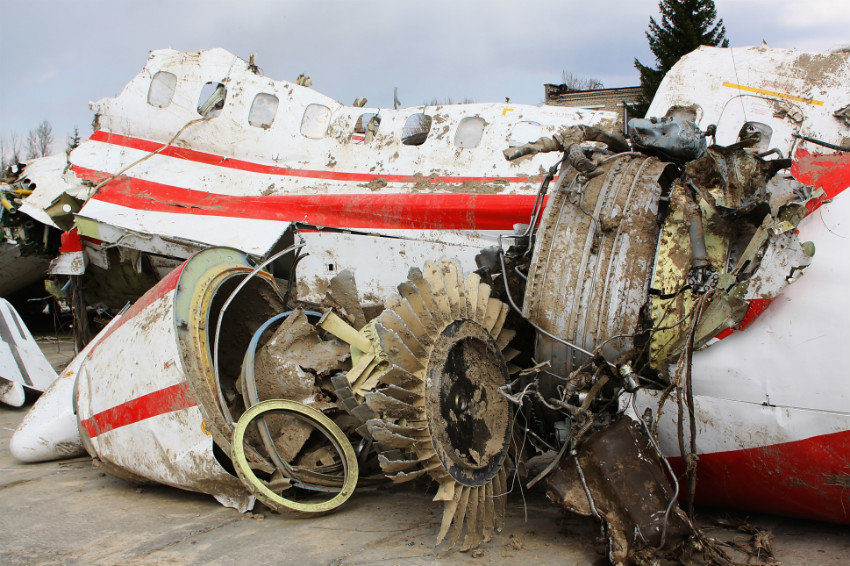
[0,298,58,407]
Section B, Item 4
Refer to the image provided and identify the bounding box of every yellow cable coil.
[231,399,359,515]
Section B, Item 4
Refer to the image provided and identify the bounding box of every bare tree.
[559,71,604,91]
[35,120,54,157]
[26,130,39,160]
[423,97,453,106]
[0,135,6,170]
[9,132,22,163]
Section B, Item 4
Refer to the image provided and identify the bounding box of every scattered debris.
[4,44,850,566]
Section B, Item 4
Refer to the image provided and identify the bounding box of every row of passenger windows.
[149,71,780,153]
[146,70,545,148]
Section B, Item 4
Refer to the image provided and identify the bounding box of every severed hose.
[231,399,358,515]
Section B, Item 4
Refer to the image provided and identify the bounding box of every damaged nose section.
[72,247,289,510]
[65,246,360,512]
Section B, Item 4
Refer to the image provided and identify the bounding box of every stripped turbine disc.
[360,258,517,549]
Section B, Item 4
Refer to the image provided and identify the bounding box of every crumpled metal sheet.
[684,144,791,215]
[0,297,58,406]
[546,418,692,566]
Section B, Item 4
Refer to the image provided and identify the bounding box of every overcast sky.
[1,0,847,155]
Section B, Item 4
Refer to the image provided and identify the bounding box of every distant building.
[543,84,641,115]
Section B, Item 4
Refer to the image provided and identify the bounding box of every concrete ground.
[2,405,849,566]
[33,335,77,372]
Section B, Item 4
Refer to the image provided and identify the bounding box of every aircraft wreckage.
[3,45,850,564]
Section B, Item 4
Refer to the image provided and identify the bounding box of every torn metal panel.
[684,143,791,213]
[648,146,813,367]
[546,418,692,565]
[684,177,850,414]
[0,298,58,406]
[14,154,91,230]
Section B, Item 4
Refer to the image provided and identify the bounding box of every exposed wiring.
[792,132,850,152]
[506,400,530,522]
[629,393,685,552]
[729,46,749,124]
[573,450,601,521]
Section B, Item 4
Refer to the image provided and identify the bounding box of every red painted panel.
[669,429,850,524]
[59,228,83,253]
[791,149,850,213]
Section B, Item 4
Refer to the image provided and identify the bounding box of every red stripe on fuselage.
[73,166,542,230]
[79,382,197,438]
[87,130,538,185]
[669,429,850,524]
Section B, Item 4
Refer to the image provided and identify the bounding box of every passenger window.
[738,121,773,152]
[301,104,331,139]
[353,113,381,142]
[147,71,177,108]
[454,116,486,148]
[197,82,227,117]
[248,93,279,129]
[508,121,543,147]
[402,113,432,146]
